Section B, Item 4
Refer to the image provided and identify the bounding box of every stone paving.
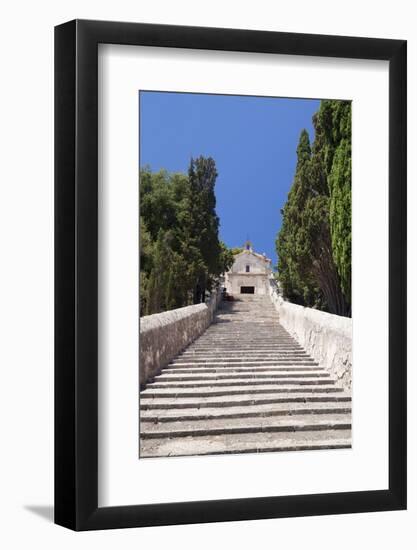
[139,295,352,457]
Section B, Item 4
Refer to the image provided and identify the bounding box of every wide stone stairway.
[140,295,352,457]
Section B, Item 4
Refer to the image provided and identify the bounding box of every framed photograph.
[55,19,406,530]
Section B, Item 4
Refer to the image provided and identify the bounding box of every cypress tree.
[276,100,352,317]
[139,158,231,315]
[277,130,323,308]
[186,156,221,303]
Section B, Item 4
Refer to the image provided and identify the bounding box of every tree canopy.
[140,157,233,316]
[276,100,351,317]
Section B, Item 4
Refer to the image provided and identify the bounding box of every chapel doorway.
[240,286,255,294]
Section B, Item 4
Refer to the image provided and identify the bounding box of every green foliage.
[324,102,352,302]
[139,216,153,315]
[140,158,233,316]
[219,242,235,274]
[276,100,351,317]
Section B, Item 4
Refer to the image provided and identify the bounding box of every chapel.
[224,241,272,295]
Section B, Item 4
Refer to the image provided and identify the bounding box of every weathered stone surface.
[140,401,351,423]
[269,291,352,389]
[139,292,220,386]
[141,415,351,439]
[140,429,352,457]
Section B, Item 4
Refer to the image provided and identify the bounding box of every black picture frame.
[55,19,407,531]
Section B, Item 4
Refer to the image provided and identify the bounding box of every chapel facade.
[224,241,272,296]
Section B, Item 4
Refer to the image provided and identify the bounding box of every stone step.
[178,356,312,362]
[183,344,303,349]
[186,351,305,356]
[187,350,302,353]
[177,360,314,365]
[169,361,318,368]
[209,336,290,339]
[207,336,286,339]
[188,340,299,345]
[217,308,277,311]
[181,349,308,354]
[188,344,299,349]
[140,401,352,422]
[205,334,286,344]
[191,336,297,339]
[157,371,330,381]
[213,321,281,323]
[193,342,297,346]
[205,329,289,333]
[218,306,277,309]
[140,429,352,457]
[214,324,279,331]
[217,313,278,315]
[215,315,279,318]
[187,352,304,357]
[197,341,295,345]
[140,384,345,399]
[195,334,296,338]
[178,358,312,363]
[179,355,312,360]
[162,366,326,374]
[186,351,304,356]
[209,325,284,328]
[198,327,288,330]
[148,378,335,389]
[207,333,286,335]
[203,328,289,332]
[140,392,351,410]
[172,357,316,365]
[194,333,292,335]
[191,337,297,340]
[214,317,281,320]
[140,414,351,439]
[185,350,304,355]
[215,310,278,313]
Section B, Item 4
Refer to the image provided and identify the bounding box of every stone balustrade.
[269,281,352,389]
[139,290,221,387]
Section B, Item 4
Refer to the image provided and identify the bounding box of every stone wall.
[231,250,270,274]
[226,273,270,295]
[139,291,221,387]
[269,284,352,389]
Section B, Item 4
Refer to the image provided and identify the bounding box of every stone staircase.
[140,295,352,457]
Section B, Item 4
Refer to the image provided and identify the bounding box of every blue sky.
[140,91,320,267]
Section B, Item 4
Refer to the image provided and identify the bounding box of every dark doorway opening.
[240,286,255,294]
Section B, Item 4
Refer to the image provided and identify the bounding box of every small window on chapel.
[246,265,250,273]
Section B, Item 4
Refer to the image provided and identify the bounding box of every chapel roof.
[235,244,272,264]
